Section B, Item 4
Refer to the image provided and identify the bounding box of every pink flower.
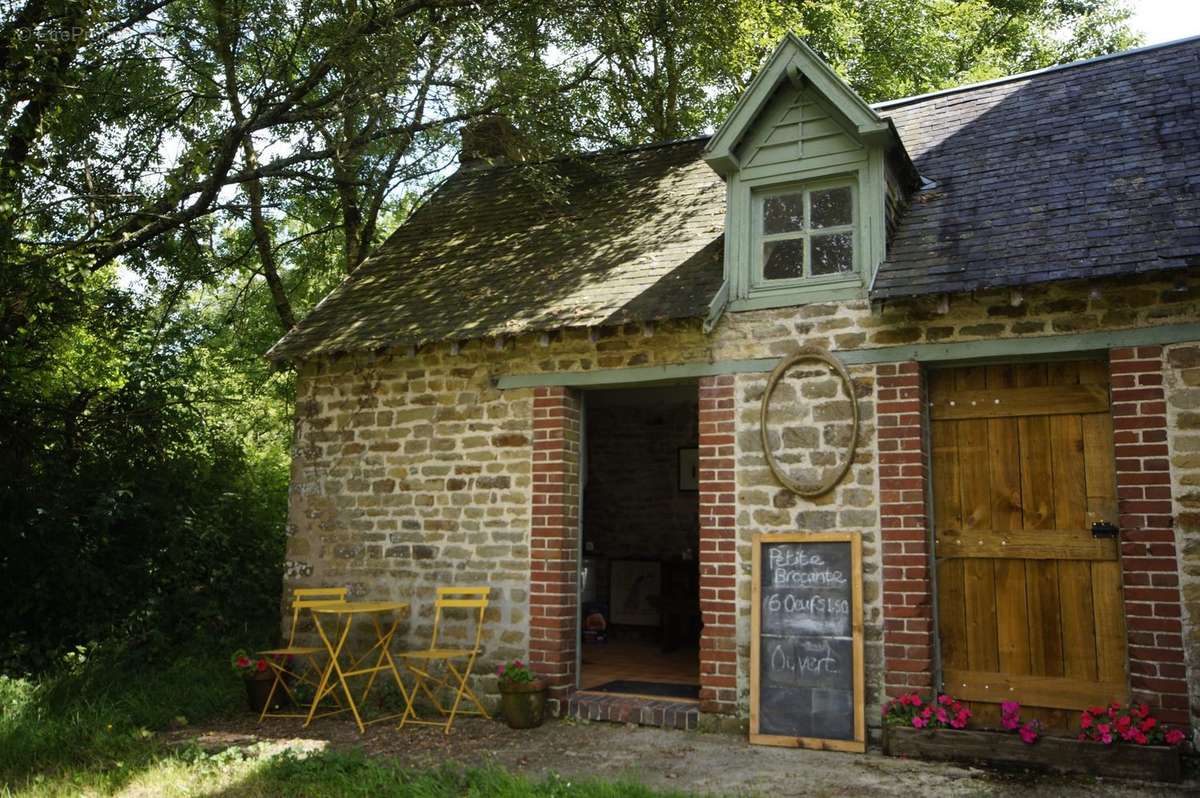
[1019,723,1039,744]
[1133,732,1148,745]
[1165,729,1185,746]
[899,694,912,706]
[255,659,268,672]
[1001,700,1020,717]
[1001,714,1019,731]
[1136,703,1150,719]
[911,694,923,707]
[912,716,927,729]
[1080,712,1093,729]
[1139,717,1156,733]
[1100,731,1113,745]
[938,694,953,706]
[935,708,949,724]
[514,659,523,667]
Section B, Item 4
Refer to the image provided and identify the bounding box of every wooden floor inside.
[580,640,699,689]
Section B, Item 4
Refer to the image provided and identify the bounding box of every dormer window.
[701,34,919,316]
[757,181,856,283]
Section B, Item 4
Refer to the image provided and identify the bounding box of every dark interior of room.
[579,384,701,699]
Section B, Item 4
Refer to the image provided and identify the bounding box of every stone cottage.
[268,35,1200,740]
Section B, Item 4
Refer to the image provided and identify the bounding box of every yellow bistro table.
[303,600,410,733]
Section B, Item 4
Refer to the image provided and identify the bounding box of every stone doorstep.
[564,691,699,731]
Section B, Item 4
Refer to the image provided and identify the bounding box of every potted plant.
[231,649,285,714]
[496,659,546,729]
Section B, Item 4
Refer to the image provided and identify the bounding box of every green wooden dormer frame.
[704,34,918,313]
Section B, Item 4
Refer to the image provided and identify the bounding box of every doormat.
[583,680,700,700]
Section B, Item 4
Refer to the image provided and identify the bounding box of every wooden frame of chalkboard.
[750,532,865,752]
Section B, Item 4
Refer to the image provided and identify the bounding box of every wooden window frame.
[752,177,858,288]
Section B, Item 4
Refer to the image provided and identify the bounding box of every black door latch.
[1091,521,1119,539]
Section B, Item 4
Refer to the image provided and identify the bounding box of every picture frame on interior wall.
[610,560,662,626]
[678,447,699,491]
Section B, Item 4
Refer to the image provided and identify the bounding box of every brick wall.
[1110,347,1190,726]
[530,387,582,706]
[875,362,934,697]
[698,375,737,714]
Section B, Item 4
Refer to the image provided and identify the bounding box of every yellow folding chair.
[257,586,348,722]
[397,586,491,734]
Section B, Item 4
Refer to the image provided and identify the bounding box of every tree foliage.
[0,0,1138,671]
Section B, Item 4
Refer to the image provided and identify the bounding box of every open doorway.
[578,384,701,700]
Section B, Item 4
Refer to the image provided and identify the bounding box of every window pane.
[811,233,853,275]
[763,193,804,234]
[763,239,805,280]
[811,186,852,228]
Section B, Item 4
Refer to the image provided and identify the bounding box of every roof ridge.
[458,135,711,175]
[872,34,1200,111]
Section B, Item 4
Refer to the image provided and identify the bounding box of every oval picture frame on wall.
[759,346,860,498]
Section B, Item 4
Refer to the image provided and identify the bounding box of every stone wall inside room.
[581,387,700,609]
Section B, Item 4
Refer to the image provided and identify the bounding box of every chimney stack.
[460,114,529,168]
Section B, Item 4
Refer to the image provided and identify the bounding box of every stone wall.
[1165,342,1200,737]
[730,357,884,715]
[283,269,1200,725]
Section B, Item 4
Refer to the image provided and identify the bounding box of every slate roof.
[871,36,1200,300]
[267,139,725,360]
[269,37,1200,360]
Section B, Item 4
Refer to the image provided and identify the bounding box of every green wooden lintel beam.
[493,323,1200,390]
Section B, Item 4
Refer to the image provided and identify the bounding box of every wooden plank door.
[930,361,1127,726]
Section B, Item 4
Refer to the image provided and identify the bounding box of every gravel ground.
[170,714,1199,797]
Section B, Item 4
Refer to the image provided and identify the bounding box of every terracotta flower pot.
[243,671,286,714]
[498,679,547,729]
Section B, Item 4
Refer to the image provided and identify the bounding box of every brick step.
[565,691,699,731]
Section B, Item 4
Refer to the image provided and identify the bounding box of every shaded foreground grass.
[0,654,689,797]
[1,651,241,788]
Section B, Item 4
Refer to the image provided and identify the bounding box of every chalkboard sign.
[750,532,864,752]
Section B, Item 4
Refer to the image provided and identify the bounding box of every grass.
[0,652,689,798]
[6,744,692,798]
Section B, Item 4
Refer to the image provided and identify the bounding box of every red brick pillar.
[698,375,737,714]
[876,362,935,697]
[530,386,582,708]
[1109,346,1189,725]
